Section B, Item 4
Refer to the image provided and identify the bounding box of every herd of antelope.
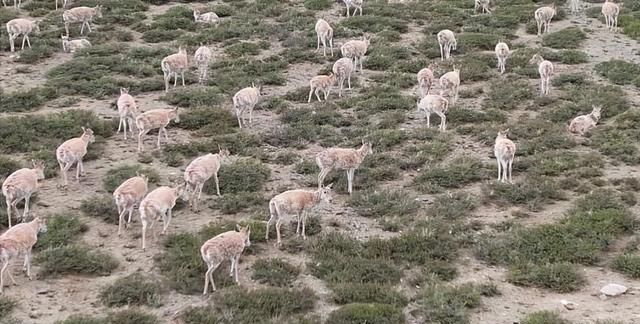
[0,0,620,296]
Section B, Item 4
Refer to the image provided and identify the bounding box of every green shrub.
[160,87,224,108]
[0,156,21,179]
[251,259,300,287]
[416,283,483,324]
[331,284,408,307]
[36,245,119,278]
[0,296,16,318]
[0,86,58,113]
[348,189,419,219]
[483,176,564,211]
[508,262,585,292]
[213,158,270,194]
[102,165,160,192]
[35,214,88,250]
[414,157,486,193]
[213,191,266,214]
[612,254,640,278]
[80,195,119,224]
[542,27,587,49]
[595,59,640,86]
[483,78,533,110]
[428,192,477,220]
[521,311,571,324]
[303,0,332,10]
[104,310,158,324]
[326,303,404,324]
[99,273,163,307]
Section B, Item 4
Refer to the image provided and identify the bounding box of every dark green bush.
[348,189,419,219]
[35,214,88,250]
[612,254,640,278]
[102,165,160,193]
[80,195,119,224]
[0,296,16,318]
[542,27,587,49]
[508,262,585,292]
[99,273,163,307]
[251,259,300,287]
[331,284,408,307]
[36,245,119,278]
[326,303,404,324]
[213,158,270,194]
[521,311,572,324]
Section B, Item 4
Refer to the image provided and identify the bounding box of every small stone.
[601,283,628,296]
[560,299,577,310]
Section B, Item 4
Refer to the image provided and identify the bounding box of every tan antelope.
[534,3,556,36]
[568,105,602,136]
[308,73,337,103]
[494,129,516,183]
[529,54,553,96]
[232,83,261,128]
[417,94,449,131]
[266,185,333,245]
[315,18,334,57]
[2,160,45,228]
[139,183,186,250]
[316,141,373,195]
[63,5,103,36]
[200,224,250,295]
[439,66,461,105]
[135,107,180,152]
[184,148,230,212]
[332,57,355,97]
[437,29,457,61]
[60,34,91,53]
[0,216,47,293]
[602,0,620,31]
[55,0,68,10]
[343,0,363,16]
[113,173,149,236]
[341,35,370,73]
[56,127,95,187]
[194,45,212,85]
[6,19,40,53]
[474,0,491,13]
[193,8,220,25]
[417,63,436,98]
[495,41,510,74]
[161,47,189,93]
[116,88,139,140]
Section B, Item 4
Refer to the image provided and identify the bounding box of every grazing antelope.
[56,0,68,10]
[529,54,553,96]
[316,141,373,195]
[495,41,510,74]
[116,88,139,140]
[308,73,337,103]
[135,107,180,152]
[602,0,620,31]
[332,57,355,97]
[439,66,461,105]
[417,94,449,131]
[161,47,189,93]
[63,5,103,36]
[113,173,149,236]
[194,45,212,85]
[534,3,556,36]
[343,0,363,17]
[139,183,186,250]
[184,148,231,212]
[2,160,45,228]
[417,63,436,98]
[232,83,261,128]
[475,0,491,13]
[494,129,516,183]
[0,216,47,293]
[266,185,333,245]
[341,36,370,73]
[193,9,220,25]
[315,18,334,57]
[56,127,95,187]
[200,224,250,294]
[1,0,20,9]
[6,19,40,53]
[60,34,91,53]
[437,29,457,61]
[568,105,602,136]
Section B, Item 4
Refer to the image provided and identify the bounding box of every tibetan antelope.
[534,3,556,36]
[332,57,355,97]
[135,107,180,152]
[116,88,139,140]
[439,66,461,105]
[437,29,457,61]
[2,160,45,228]
[56,127,95,187]
[63,5,103,36]
[315,18,334,57]
[529,54,553,96]
[184,148,231,211]
[316,141,373,195]
[495,41,510,74]
[194,45,212,85]
[494,129,516,183]
[161,47,189,93]
[6,19,40,53]
[233,83,261,128]
[341,35,370,73]
[417,63,436,98]
[61,34,92,53]
[139,183,186,250]
[568,105,602,136]
[308,73,337,103]
[343,0,363,17]
[602,0,620,31]
[475,0,491,13]
[193,9,220,25]
[0,216,47,293]
[113,173,149,236]
[200,224,250,294]
[417,94,449,131]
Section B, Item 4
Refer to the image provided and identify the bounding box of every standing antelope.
[569,105,602,136]
[534,3,556,36]
[495,42,510,74]
[193,9,220,25]
[417,63,436,98]
[56,0,68,10]
[341,35,370,72]
[61,34,92,53]
[135,107,180,152]
[333,57,355,97]
[113,173,149,236]
[437,29,457,61]
[494,129,516,183]
[308,73,337,103]
[233,83,261,128]
[116,88,139,140]
[194,45,212,85]
[439,66,461,105]
[266,185,333,245]
[0,216,47,293]
[315,18,334,57]
[2,160,45,228]
[161,47,189,93]
[56,127,95,187]
[63,5,103,36]
[184,148,231,212]
[474,0,491,13]
[602,0,620,31]
[6,19,40,53]
[200,224,250,295]
[316,141,373,195]
[139,183,186,250]
[1,0,20,9]
[529,54,553,96]
[343,0,363,16]
[417,94,449,131]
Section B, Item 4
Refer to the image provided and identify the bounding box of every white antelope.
[0,216,47,293]
[2,160,45,228]
[194,45,212,85]
[63,5,103,36]
[495,42,510,74]
[439,66,461,105]
[568,105,602,136]
[494,129,516,183]
[193,9,220,25]
[61,34,91,53]
[56,127,95,187]
[315,18,334,57]
[602,0,620,31]
[417,63,436,98]
[417,94,449,131]
[474,0,491,13]
[343,0,363,16]
[135,107,180,152]
[232,83,261,128]
[529,54,553,96]
[6,19,40,53]
[139,183,186,250]
[184,148,231,212]
[161,47,189,93]
[200,224,250,295]
[534,3,556,36]
[113,173,149,236]
[266,185,333,245]
[316,141,373,195]
[116,88,139,140]
[437,29,457,61]
[341,35,370,73]
[332,57,355,97]
[308,73,337,103]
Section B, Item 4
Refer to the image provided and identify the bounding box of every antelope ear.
[81,126,86,132]
[236,224,242,232]
[326,183,333,189]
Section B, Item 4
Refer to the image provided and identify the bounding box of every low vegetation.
[99,273,163,307]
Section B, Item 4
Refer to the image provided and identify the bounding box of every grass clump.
[35,214,88,250]
[508,262,585,292]
[0,156,21,178]
[348,189,419,219]
[326,303,404,324]
[175,107,238,136]
[0,86,58,113]
[102,165,160,192]
[521,311,572,324]
[213,191,266,214]
[36,245,119,278]
[413,157,486,193]
[428,192,478,220]
[483,176,564,211]
[251,259,300,287]
[332,284,408,307]
[482,78,533,110]
[542,27,587,49]
[612,254,640,278]
[0,296,16,318]
[99,273,163,307]
[595,59,640,86]
[80,194,119,224]
[56,309,159,324]
[212,158,270,195]
[415,283,484,324]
